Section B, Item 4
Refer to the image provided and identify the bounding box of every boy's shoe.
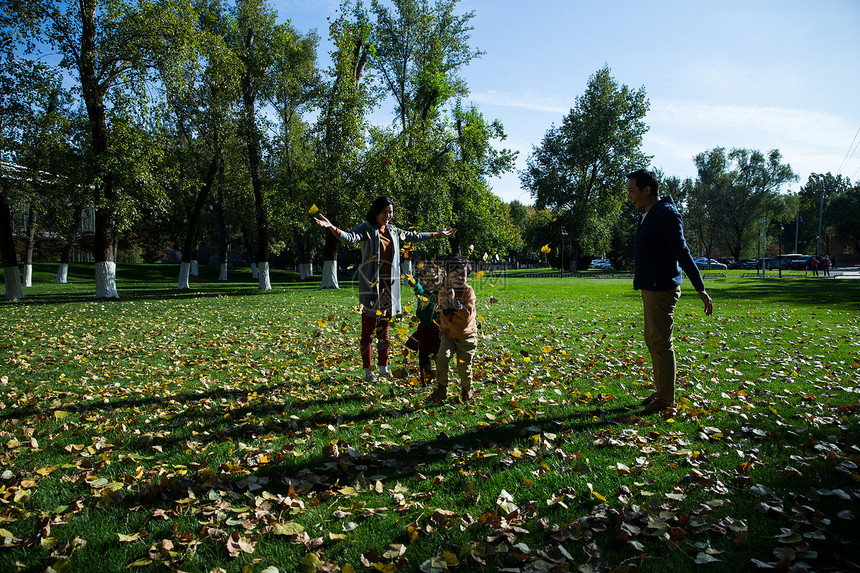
[641,399,673,413]
[420,369,435,386]
[364,371,377,384]
[427,386,447,403]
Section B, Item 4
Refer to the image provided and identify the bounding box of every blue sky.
[275,0,860,204]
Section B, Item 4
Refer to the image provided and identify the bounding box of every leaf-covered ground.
[1,266,858,572]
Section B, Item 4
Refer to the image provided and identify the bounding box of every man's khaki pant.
[436,333,478,390]
[641,287,681,404]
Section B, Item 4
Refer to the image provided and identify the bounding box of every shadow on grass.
[5,276,361,306]
[710,278,859,308]
[5,262,351,305]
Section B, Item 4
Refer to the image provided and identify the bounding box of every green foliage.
[370,0,481,131]
[691,147,797,260]
[824,181,860,250]
[519,207,557,262]
[522,65,650,259]
[798,172,853,253]
[310,1,376,261]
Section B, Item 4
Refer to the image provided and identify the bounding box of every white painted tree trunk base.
[251,263,258,279]
[190,260,199,276]
[23,264,32,287]
[3,266,25,301]
[94,261,119,299]
[218,263,228,281]
[178,262,191,289]
[318,260,339,289]
[258,261,271,290]
[299,263,313,280]
[55,263,68,283]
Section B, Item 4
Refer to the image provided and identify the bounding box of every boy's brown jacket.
[438,284,477,338]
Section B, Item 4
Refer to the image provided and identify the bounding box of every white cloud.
[468,90,569,115]
[646,100,860,184]
[650,100,851,149]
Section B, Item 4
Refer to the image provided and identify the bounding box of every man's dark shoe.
[641,399,673,413]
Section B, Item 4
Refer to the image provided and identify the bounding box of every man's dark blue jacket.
[633,195,705,292]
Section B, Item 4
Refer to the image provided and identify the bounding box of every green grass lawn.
[1,263,858,572]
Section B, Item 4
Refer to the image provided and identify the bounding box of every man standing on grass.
[627,169,713,413]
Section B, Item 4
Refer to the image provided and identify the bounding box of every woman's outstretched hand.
[314,214,332,229]
[437,227,456,237]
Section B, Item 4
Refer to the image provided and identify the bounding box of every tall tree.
[0,2,58,299]
[521,65,650,268]
[230,0,313,289]
[24,0,196,298]
[713,148,797,260]
[314,1,374,289]
[17,84,74,286]
[165,0,242,290]
[368,0,518,259]
[266,14,320,281]
[691,149,732,263]
[825,182,859,252]
[798,172,851,255]
[370,0,481,134]
[446,102,518,255]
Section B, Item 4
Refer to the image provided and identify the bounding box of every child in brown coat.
[428,256,477,403]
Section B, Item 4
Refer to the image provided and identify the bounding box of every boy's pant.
[641,287,681,404]
[435,334,478,388]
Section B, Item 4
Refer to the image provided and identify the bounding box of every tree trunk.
[178,261,192,289]
[80,0,118,299]
[55,262,69,284]
[179,151,221,290]
[215,166,228,281]
[56,206,82,283]
[0,184,24,300]
[318,225,339,289]
[23,205,36,287]
[242,29,270,291]
[241,224,257,278]
[294,229,313,279]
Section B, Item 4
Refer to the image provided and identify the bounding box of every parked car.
[771,254,807,269]
[788,255,815,270]
[727,259,757,270]
[765,257,783,270]
[693,258,727,270]
[589,258,614,270]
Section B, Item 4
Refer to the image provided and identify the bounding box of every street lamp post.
[794,213,801,254]
[816,183,825,256]
[559,229,567,278]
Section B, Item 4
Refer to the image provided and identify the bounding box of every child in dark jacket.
[404,263,442,385]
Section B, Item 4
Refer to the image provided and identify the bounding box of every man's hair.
[627,169,659,196]
[366,196,396,224]
[445,254,471,275]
